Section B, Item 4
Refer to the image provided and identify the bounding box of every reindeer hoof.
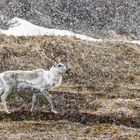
[5,111,11,114]
[52,110,58,114]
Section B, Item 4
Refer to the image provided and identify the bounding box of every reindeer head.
[52,60,70,74]
[44,44,70,74]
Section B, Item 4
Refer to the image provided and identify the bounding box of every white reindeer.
[0,60,70,114]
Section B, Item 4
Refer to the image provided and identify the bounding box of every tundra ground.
[0,35,139,139]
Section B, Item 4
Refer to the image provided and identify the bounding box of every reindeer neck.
[48,68,62,87]
[49,67,62,78]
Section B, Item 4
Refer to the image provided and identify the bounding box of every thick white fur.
[0,62,68,114]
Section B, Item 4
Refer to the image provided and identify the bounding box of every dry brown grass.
[0,120,139,140]
[0,35,139,139]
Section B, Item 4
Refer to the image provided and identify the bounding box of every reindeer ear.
[56,58,61,62]
[53,57,61,63]
[53,59,58,66]
[54,61,58,66]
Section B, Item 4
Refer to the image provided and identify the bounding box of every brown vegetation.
[0,35,139,139]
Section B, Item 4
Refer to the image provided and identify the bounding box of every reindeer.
[0,48,70,114]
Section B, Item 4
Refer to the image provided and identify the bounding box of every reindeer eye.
[58,64,61,67]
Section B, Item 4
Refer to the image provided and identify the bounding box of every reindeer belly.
[17,81,31,89]
[17,80,44,90]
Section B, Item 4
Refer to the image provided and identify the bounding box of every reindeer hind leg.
[0,80,4,96]
[0,88,4,96]
[1,87,12,114]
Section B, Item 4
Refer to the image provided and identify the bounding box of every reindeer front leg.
[30,93,36,112]
[41,89,58,114]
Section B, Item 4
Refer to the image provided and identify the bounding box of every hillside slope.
[0,35,139,139]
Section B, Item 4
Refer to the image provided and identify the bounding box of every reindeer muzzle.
[66,68,70,74]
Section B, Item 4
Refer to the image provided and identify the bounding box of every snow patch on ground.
[0,17,140,45]
[0,17,101,42]
[127,40,140,45]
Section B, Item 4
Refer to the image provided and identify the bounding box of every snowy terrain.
[0,17,101,42]
[128,40,140,45]
[0,17,140,45]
